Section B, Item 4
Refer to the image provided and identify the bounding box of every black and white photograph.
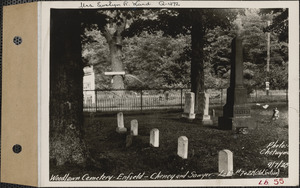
[38,1,298,186]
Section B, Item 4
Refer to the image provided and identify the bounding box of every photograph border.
[39,1,299,187]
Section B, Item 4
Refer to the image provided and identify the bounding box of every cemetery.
[49,8,289,181]
[51,103,288,179]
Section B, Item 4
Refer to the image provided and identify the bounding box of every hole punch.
[13,36,22,45]
[12,144,22,154]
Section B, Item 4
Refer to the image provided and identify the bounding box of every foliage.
[204,9,288,91]
[127,9,242,37]
[122,32,191,89]
[204,27,234,82]
[81,8,288,91]
[81,9,161,90]
[253,62,288,90]
[260,8,288,42]
[83,30,191,89]
[82,29,111,89]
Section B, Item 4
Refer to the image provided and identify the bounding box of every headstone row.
[116,112,233,176]
[177,137,233,176]
[176,135,234,176]
[116,112,139,135]
[182,92,213,124]
[116,112,160,147]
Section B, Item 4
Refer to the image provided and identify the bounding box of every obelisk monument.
[218,20,251,130]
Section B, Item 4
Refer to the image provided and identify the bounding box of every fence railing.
[83,88,288,112]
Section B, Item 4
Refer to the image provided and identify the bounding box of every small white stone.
[116,112,127,133]
[177,136,188,159]
[150,128,159,147]
[130,119,138,136]
[218,149,233,176]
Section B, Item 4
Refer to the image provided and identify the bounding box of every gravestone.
[116,112,127,133]
[202,93,213,125]
[182,92,195,120]
[218,35,251,130]
[150,128,159,147]
[218,149,233,176]
[130,119,138,136]
[177,136,188,159]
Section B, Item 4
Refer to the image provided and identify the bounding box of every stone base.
[202,119,213,125]
[202,115,213,125]
[116,127,127,133]
[218,117,233,130]
[182,113,196,120]
[203,114,211,120]
[218,116,252,130]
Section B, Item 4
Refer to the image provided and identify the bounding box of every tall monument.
[218,23,251,130]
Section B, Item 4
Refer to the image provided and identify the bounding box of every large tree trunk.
[191,20,205,115]
[50,9,88,166]
[108,35,125,91]
[101,12,126,93]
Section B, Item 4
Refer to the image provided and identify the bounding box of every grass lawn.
[50,103,288,180]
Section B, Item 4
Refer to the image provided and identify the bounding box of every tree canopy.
[260,8,288,42]
[82,8,288,92]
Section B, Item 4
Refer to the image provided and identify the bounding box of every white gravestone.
[177,136,188,159]
[150,128,159,147]
[202,93,213,125]
[130,119,138,136]
[182,92,195,120]
[218,149,233,176]
[116,112,127,133]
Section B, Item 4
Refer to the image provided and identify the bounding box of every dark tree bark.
[50,10,88,166]
[191,17,205,115]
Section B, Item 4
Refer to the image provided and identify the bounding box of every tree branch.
[102,25,113,43]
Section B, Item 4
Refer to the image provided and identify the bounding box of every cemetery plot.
[50,104,288,180]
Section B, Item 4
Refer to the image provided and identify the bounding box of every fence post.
[220,88,223,106]
[140,89,143,111]
[180,88,183,110]
[95,90,97,112]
